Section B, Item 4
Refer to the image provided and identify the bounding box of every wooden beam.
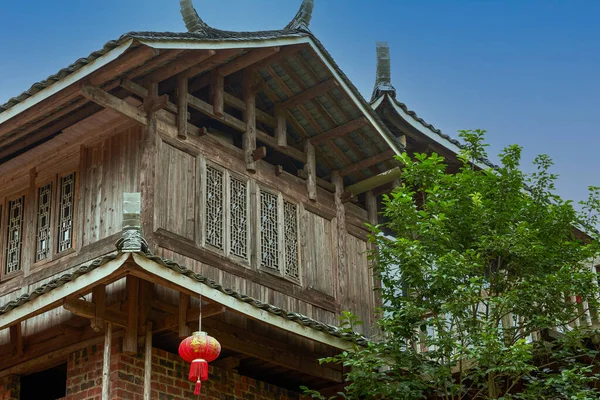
[310,118,368,145]
[102,322,112,400]
[297,170,336,192]
[186,93,307,163]
[204,319,342,382]
[63,297,128,327]
[251,44,303,71]
[143,321,152,400]
[120,78,179,114]
[10,323,22,357]
[146,50,216,83]
[275,103,287,147]
[154,303,226,333]
[211,70,224,117]
[304,140,317,201]
[339,150,396,177]
[223,92,276,126]
[144,94,170,114]
[91,284,106,332]
[343,167,402,199]
[179,293,191,338]
[176,76,188,139]
[217,47,280,77]
[124,276,140,354]
[80,84,147,125]
[281,79,338,110]
[243,70,257,172]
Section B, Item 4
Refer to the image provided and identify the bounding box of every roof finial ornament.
[285,0,314,31]
[371,42,397,102]
[180,0,210,33]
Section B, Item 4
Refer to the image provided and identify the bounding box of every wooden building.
[0,1,467,399]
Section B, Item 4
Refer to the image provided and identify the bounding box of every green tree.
[306,130,600,399]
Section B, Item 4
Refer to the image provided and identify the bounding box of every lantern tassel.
[194,379,202,396]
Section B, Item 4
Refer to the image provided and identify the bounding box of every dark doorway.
[21,363,67,400]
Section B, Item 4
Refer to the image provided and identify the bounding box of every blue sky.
[1,0,599,204]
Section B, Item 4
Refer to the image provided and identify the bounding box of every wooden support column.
[143,321,153,400]
[275,103,287,147]
[91,284,106,332]
[212,70,224,117]
[102,322,112,400]
[332,171,347,302]
[176,76,188,139]
[10,323,22,357]
[365,191,382,310]
[179,293,191,338]
[304,140,317,201]
[243,70,257,172]
[124,276,140,354]
[140,83,159,248]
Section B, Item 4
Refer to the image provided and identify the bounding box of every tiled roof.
[0,250,368,347]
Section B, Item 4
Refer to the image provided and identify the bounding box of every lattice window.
[229,177,248,259]
[283,201,299,280]
[6,197,24,274]
[36,183,53,262]
[260,190,279,270]
[58,173,76,252]
[205,166,224,249]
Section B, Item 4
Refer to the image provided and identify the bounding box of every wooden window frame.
[200,160,251,267]
[255,185,301,285]
[54,170,78,258]
[31,179,55,269]
[1,190,27,281]
[31,169,78,271]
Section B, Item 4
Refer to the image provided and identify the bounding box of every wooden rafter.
[146,50,216,83]
[339,149,396,177]
[125,49,185,81]
[291,55,383,176]
[217,47,280,77]
[310,117,368,145]
[281,78,338,109]
[182,49,245,82]
[89,46,160,86]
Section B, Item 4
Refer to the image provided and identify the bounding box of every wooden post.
[176,76,188,139]
[275,103,287,147]
[140,83,158,249]
[332,171,347,302]
[243,69,257,172]
[102,322,112,400]
[304,140,317,201]
[212,71,224,118]
[124,276,140,354]
[91,284,106,332]
[365,191,381,311]
[179,293,191,338]
[143,321,153,400]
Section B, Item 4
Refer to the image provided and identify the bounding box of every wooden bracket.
[252,146,267,161]
[10,323,23,357]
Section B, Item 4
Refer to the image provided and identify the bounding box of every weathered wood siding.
[156,142,196,241]
[302,211,335,297]
[82,126,141,247]
[342,234,373,332]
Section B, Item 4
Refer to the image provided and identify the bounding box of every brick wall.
[0,341,303,400]
[0,376,19,400]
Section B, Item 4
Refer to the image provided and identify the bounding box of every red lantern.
[178,331,221,395]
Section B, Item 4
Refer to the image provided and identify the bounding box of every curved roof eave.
[372,93,494,169]
[1,31,402,157]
